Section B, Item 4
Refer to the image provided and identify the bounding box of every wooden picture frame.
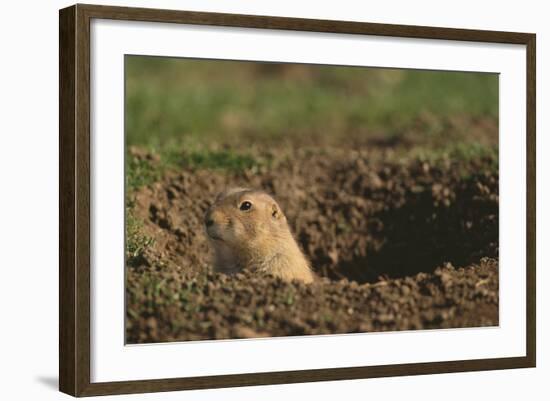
[59,3,536,397]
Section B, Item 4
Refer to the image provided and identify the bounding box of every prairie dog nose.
[204,210,214,227]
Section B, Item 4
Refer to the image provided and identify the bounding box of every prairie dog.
[204,188,314,284]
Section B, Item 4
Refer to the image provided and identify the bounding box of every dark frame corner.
[59,3,536,397]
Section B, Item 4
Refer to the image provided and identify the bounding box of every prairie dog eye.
[239,201,252,211]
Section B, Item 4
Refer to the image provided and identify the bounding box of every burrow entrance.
[302,178,498,284]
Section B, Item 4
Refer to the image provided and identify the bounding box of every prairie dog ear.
[271,202,284,220]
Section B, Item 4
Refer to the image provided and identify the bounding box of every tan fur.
[204,188,314,284]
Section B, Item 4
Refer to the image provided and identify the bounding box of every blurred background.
[125,56,498,154]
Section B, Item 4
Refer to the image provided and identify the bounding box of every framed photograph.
[59,4,536,397]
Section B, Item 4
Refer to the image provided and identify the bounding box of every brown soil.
[126,148,499,343]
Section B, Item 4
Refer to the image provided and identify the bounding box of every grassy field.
[125,56,498,188]
[126,57,498,147]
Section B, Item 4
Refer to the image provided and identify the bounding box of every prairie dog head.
[204,188,288,249]
[204,187,314,283]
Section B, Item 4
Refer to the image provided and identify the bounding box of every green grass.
[126,203,155,262]
[125,146,267,192]
[125,56,499,150]
[411,142,499,180]
[413,142,498,168]
[181,149,263,171]
[126,155,163,192]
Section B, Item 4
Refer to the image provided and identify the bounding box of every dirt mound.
[127,259,498,343]
[126,147,499,343]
